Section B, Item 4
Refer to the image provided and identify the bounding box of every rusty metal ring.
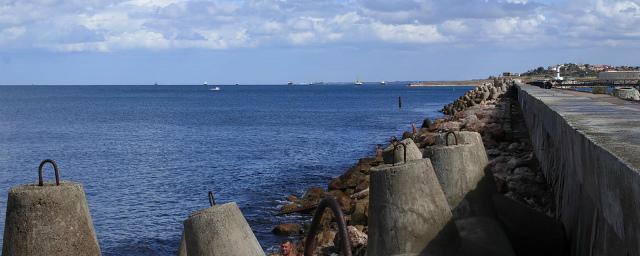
[445,131,459,146]
[304,197,352,256]
[208,191,216,206]
[38,159,60,186]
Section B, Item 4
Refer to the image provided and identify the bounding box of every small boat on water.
[355,80,364,85]
[203,81,208,86]
[380,81,386,85]
[209,86,221,91]
[288,81,294,85]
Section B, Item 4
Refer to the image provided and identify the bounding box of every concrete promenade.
[516,83,640,255]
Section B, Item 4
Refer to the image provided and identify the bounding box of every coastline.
[270,78,554,255]
[408,79,491,87]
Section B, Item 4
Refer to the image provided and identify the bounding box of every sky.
[0,0,639,85]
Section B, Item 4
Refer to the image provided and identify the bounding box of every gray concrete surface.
[383,138,423,164]
[178,231,187,256]
[455,217,515,256]
[516,83,640,255]
[368,158,459,256]
[183,202,264,256]
[2,182,101,256]
[426,131,488,209]
[423,144,471,208]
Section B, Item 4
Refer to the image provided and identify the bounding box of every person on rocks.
[280,240,300,256]
[375,144,384,162]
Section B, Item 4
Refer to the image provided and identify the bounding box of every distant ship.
[209,86,221,91]
[309,82,324,85]
[154,82,158,86]
[355,80,364,85]
[203,81,208,86]
[287,81,293,85]
[380,81,386,85]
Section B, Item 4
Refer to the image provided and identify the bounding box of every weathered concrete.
[425,131,488,208]
[492,194,567,256]
[382,138,422,164]
[2,182,101,256]
[516,82,640,255]
[368,158,459,256]
[178,231,187,256]
[455,217,515,256]
[423,144,471,208]
[183,202,264,256]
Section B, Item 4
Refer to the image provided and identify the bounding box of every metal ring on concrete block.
[208,191,216,206]
[38,159,60,186]
[445,131,459,146]
[304,197,352,256]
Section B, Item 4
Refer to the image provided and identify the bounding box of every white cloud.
[0,0,639,52]
[372,23,447,43]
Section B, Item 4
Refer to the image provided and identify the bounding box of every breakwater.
[9,81,636,255]
[273,79,563,255]
[516,82,640,255]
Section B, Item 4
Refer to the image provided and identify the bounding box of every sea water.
[0,84,471,255]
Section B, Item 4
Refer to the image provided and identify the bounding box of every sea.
[0,84,471,255]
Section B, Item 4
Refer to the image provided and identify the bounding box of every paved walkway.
[520,86,640,170]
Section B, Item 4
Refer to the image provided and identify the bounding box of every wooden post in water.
[398,96,402,109]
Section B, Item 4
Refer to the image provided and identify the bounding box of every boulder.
[272,223,303,235]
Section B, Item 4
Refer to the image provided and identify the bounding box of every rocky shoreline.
[269,78,554,255]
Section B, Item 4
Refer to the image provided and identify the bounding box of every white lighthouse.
[554,65,564,81]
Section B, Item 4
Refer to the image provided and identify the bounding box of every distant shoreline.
[408,79,490,87]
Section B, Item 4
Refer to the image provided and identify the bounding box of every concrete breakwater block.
[434,131,489,172]
[2,160,101,256]
[178,231,187,256]
[368,158,459,256]
[183,202,265,256]
[425,132,488,209]
[382,138,422,164]
[2,182,101,256]
[455,217,515,256]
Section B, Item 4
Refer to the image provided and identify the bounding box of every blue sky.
[0,0,639,85]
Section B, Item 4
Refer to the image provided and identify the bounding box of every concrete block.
[183,202,264,256]
[426,132,488,208]
[2,182,101,256]
[382,138,422,164]
[368,158,459,256]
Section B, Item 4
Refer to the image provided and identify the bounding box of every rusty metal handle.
[208,191,216,206]
[445,131,458,146]
[38,159,60,186]
[304,197,352,256]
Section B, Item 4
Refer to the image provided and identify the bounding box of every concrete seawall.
[516,83,640,255]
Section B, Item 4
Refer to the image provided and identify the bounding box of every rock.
[436,121,461,131]
[487,148,502,157]
[287,194,298,202]
[402,131,413,140]
[422,118,432,129]
[272,223,303,235]
[316,229,337,248]
[507,143,520,152]
[303,187,325,202]
[334,226,368,250]
[280,203,300,213]
[336,194,353,213]
[350,199,368,226]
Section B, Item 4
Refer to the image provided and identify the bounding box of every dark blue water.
[0,84,470,255]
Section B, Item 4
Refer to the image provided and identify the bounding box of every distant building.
[598,71,640,84]
[502,72,519,77]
